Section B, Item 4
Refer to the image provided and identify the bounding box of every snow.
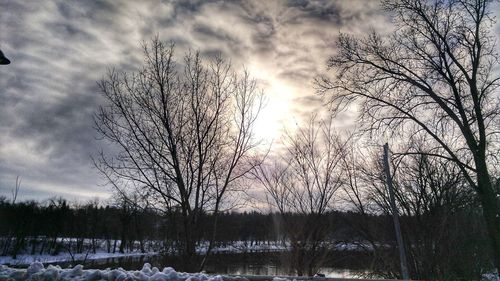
[3,262,498,281]
[0,252,154,267]
[482,271,500,281]
[197,241,373,254]
[0,262,239,281]
[272,278,292,281]
[196,241,286,254]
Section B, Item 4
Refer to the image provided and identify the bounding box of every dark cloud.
[0,0,391,201]
[285,0,344,25]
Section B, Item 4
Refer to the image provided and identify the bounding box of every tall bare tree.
[317,0,500,271]
[253,117,345,276]
[94,37,264,271]
[341,141,490,280]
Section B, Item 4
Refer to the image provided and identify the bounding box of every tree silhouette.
[94,37,264,271]
[318,0,500,272]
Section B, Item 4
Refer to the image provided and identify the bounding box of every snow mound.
[272,278,293,281]
[0,262,242,281]
[483,271,500,281]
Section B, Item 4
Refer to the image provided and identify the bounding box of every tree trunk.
[119,235,126,254]
[476,161,500,271]
[199,214,219,271]
[181,212,197,272]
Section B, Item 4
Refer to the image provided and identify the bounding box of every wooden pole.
[383,143,410,280]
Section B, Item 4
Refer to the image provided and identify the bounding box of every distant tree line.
[0,197,159,259]
[0,196,371,258]
[0,196,408,256]
[0,190,492,278]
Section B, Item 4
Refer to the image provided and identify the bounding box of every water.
[206,263,366,278]
[47,252,369,279]
[202,252,367,278]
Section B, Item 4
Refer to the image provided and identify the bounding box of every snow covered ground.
[0,262,237,281]
[0,251,154,267]
[1,262,499,281]
[197,241,373,254]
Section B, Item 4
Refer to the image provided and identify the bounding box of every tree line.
[0,197,393,258]
[0,197,158,258]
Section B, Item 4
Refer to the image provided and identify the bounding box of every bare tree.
[1,176,21,256]
[94,37,264,271]
[253,116,345,276]
[341,141,490,280]
[11,176,20,204]
[317,0,500,271]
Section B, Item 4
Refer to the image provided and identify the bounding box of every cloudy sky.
[0,0,415,202]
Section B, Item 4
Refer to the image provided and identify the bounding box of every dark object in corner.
[0,50,11,65]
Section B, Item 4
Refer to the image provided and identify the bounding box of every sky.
[0,0,450,202]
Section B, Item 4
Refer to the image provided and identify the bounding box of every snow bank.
[272,278,294,281]
[0,262,244,281]
[483,271,500,281]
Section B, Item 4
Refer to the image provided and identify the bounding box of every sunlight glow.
[249,66,295,146]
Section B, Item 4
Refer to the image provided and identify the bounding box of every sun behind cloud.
[248,64,295,146]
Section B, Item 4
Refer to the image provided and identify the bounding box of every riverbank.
[1,251,374,279]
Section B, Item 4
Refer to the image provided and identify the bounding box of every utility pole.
[383,143,410,280]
